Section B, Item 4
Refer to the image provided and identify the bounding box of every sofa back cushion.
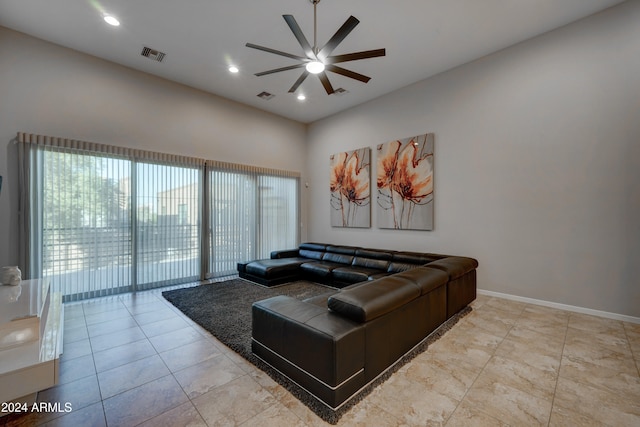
[352,257,390,271]
[392,251,436,265]
[387,262,419,273]
[322,252,354,265]
[299,242,327,251]
[328,276,420,323]
[298,243,327,260]
[299,249,325,260]
[423,256,479,279]
[393,267,449,295]
[326,245,357,255]
[354,248,393,261]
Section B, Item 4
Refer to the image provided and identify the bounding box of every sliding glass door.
[136,163,201,290]
[42,150,133,299]
[257,175,299,257]
[19,132,300,301]
[207,166,299,278]
[208,170,256,277]
[39,152,202,300]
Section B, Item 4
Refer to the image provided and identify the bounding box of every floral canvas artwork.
[330,147,371,228]
[377,133,434,230]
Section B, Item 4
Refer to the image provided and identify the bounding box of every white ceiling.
[0,0,627,123]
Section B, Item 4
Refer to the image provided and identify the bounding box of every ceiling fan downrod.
[312,0,320,56]
[306,0,324,74]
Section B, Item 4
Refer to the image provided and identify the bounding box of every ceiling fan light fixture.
[297,94,306,101]
[228,65,239,73]
[103,14,120,26]
[305,61,325,74]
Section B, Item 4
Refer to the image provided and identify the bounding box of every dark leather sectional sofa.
[238,242,478,410]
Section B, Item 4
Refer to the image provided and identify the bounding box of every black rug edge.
[163,282,471,425]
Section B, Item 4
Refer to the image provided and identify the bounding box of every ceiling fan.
[246,0,386,95]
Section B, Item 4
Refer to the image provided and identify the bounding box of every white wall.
[307,1,640,317]
[0,26,308,268]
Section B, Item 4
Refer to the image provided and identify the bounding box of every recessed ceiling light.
[305,61,325,74]
[297,94,306,101]
[228,66,239,73]
[103,15,120,26]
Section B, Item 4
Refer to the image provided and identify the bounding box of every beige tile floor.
[3,282,640,426]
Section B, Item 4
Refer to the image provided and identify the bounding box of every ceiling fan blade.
[326,65,371,83]
[283,15,315,59]
[288,70,310,93]
[245,43,307,61]
[318,16,360,60]
[255,63,306,77]
[317,72,335,95]
[326,48,386,64]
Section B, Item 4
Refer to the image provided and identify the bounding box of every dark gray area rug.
[163,279,333,360]
[162,278,470,424]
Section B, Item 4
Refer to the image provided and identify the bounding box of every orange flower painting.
[330,148,371,227]
[377,134,434,230]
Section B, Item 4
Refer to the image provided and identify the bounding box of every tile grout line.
[545,312,570,426]
[118,288,244,427]
[368,401,404,427]
[42,303,108,427]
[442,297,524,426]
[439,307,484,426]
[84,300,111,427]
[156,278,312,426]
[621,323,640,379]
[103,291,192,426]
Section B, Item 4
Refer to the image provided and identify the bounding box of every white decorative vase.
[1,266,22,286]
[0,284,21,302]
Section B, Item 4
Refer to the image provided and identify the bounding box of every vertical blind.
[206,160,300,278]
[18,133,299,301]
[42,148,133,299]
[257,175,299,257]
[136,163,201,289]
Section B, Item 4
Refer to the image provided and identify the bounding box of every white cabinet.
[0,279,64,406]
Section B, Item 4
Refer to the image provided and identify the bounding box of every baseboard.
[477,289,640,325]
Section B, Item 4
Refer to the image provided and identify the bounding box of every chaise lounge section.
[242,243,478,410]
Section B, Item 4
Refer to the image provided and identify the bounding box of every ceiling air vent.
[333,88,348,96]
[257,91,275,100]
[141,46,166,62]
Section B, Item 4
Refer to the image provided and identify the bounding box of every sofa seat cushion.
[245,258,307,279]
[327,276,420,322]
[392,267,449,295]
[332,266,384,283]
[300,261,345,278]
